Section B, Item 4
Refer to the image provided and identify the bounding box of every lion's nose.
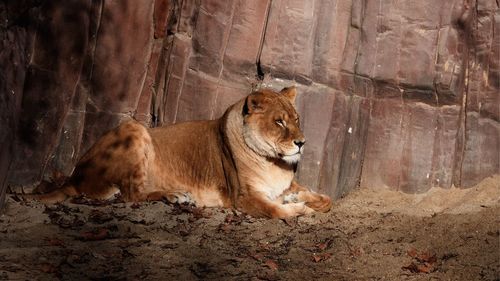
[294,139,305,148]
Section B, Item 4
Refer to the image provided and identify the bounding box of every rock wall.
[1,0,498,206]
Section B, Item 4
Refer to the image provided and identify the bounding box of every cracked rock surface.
[1,1,499,202]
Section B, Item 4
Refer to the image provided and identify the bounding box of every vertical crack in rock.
[37,1,94,181]
[63,0,104,167]
[133,1,155,119]
[357,98,373,189]
[352,0,366,77]
[158,0,184,125]
[335,96,354,198]
[88,0,104,90]
[210,0,237,120]
[453,0,475,187]
[152,37,171,127]
[255,0,272,81]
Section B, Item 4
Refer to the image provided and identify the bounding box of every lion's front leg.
[238,193,314,219]
[280,181,332,213]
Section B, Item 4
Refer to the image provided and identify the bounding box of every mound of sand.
[339,175,500,217]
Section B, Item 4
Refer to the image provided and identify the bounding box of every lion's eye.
[275,119,286,128]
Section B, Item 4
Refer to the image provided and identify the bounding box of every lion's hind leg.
[23,184,79,204]
[145,191,195,205]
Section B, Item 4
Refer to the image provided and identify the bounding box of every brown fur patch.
[69,160,91,186]
[110,140,122,149]
[97,167,107,176]
[101,151,112,160]
[123,136,133,149]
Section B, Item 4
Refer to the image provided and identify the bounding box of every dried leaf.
[323,253,332,260]
[80,228,109,241]
[249,253,263,261]
[402,262,434,274]
[417,251,437,264]
[407,248,418,258]
[264,259,279,271]
[417,263,433,273]
[317,242,328,251]
[312,253,332,263]
[40,263,58,273]
[45,237,65,247]
[402,262,420,273]
[316,239,334,251]
[404,248,437,273]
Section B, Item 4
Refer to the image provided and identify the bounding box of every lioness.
[29,87,332,218]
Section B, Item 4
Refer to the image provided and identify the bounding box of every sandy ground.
[0,176,499,281]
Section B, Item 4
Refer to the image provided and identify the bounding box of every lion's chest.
[252,166,294,200]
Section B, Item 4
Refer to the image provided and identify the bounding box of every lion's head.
[242,87,305,164]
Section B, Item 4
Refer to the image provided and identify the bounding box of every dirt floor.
[1,176,499,281]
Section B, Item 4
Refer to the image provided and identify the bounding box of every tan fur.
[28,87,332,218]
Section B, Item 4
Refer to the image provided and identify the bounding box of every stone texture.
[430,106,461,188]
[399,103,438,193]
[8,0,91,184]
[296,86,340,196]
[1,0,499,203]
[335,96,371,197]
[0,1,37,207]
[88,0,154,114]
[360,99,406,190]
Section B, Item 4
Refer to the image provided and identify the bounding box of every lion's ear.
[280,86,297,104]
[243,94,265,115]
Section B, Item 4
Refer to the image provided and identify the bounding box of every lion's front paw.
[278,202,314,218]
[305,194,332,213]
[166,192,195,205]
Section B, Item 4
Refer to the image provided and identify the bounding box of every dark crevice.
[356,98,373,190]
[256,60,264,81]
[335,97,354,198]
[87,0,105,86]
[4,0,43,29]
[452,0,475,187]
[255,0,272,81]
[166,0,180,36]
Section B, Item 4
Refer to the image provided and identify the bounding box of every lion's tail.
[24,184,79,204]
